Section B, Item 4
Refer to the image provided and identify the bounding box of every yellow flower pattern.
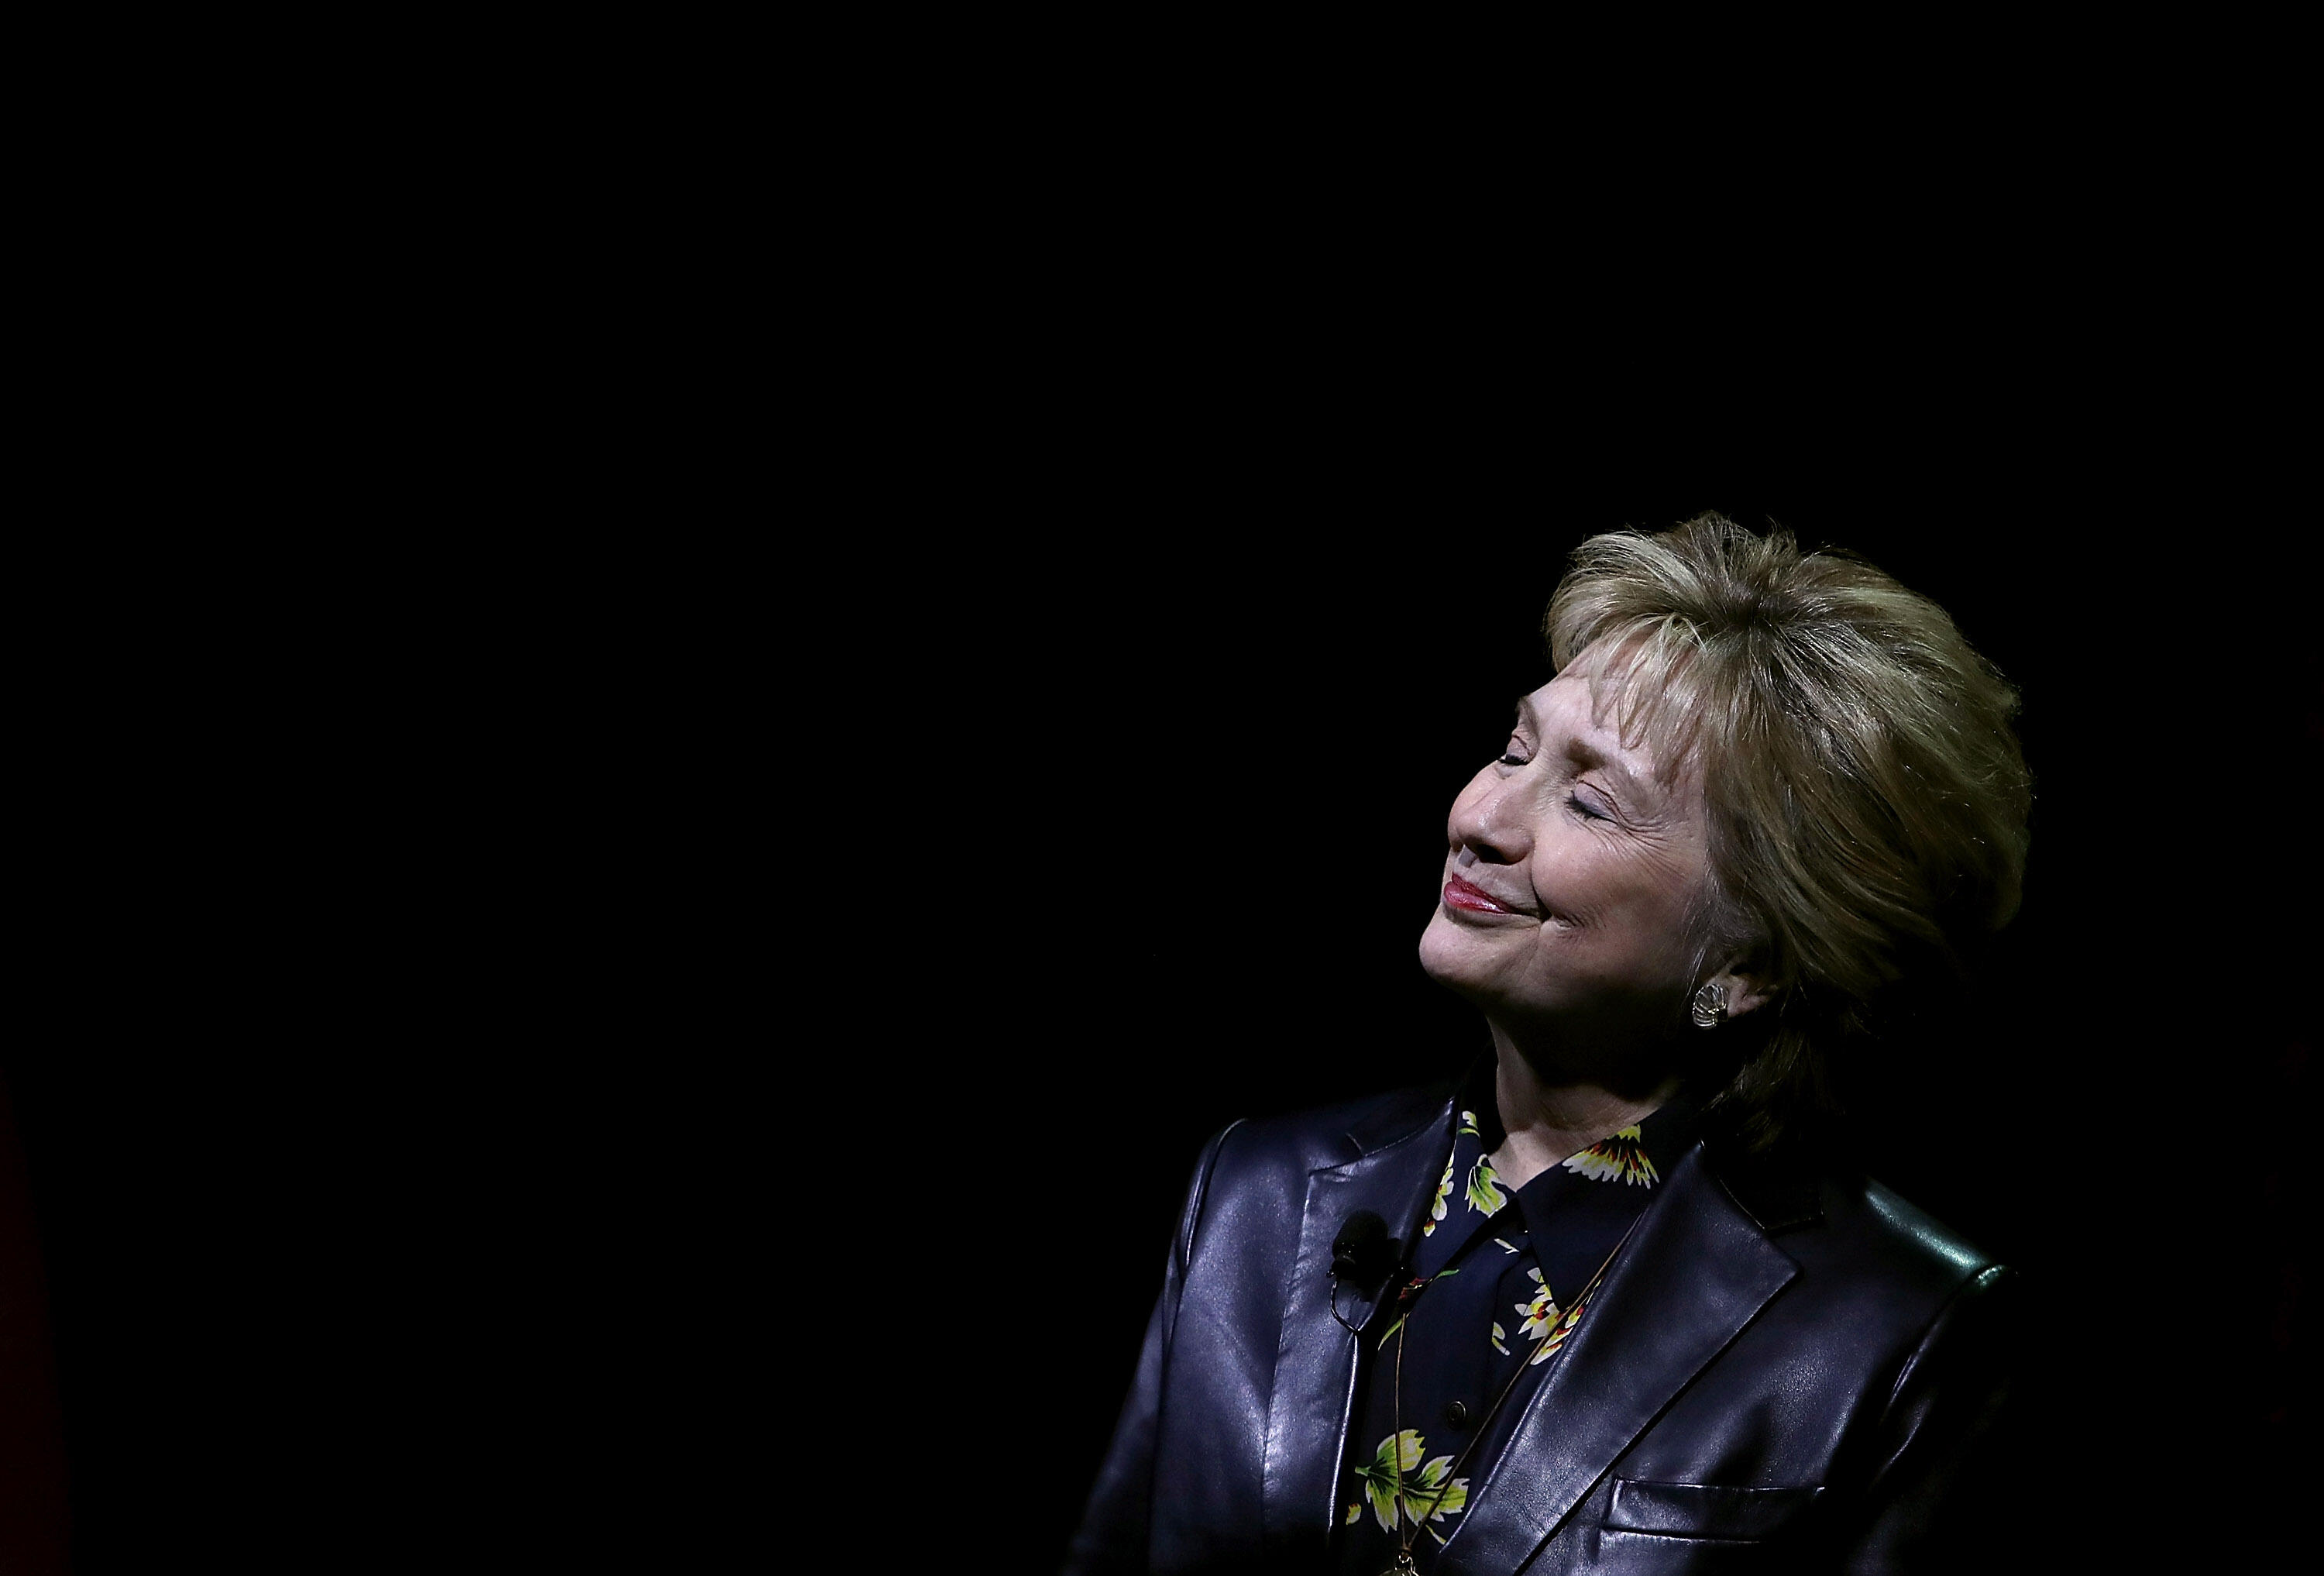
[1464,1154,1508,1216]
[1348,1430,1470,1541]
[1560,1124,1659,1186]
[1529,1295,1593,1366]
[1513,1266,1562,1343]
[1421,1156,1455,1236]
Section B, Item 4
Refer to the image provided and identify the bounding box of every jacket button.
[1444,1400,1470,1428]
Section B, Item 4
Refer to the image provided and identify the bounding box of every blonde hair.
[1545,514,2032,1148]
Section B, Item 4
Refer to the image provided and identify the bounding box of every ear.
[1706,959,1777,1022]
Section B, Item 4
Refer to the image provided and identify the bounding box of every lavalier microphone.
[1330,1210,1397,1334]
[1332,1209,1395,1288]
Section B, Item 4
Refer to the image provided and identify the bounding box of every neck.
[1484,1024,1683,1190]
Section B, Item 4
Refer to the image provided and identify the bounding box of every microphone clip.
[1329,1210,1397,1333]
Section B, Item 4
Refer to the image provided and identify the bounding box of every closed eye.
[1567,792,1610,821]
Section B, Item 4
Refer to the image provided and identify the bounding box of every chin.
[1417,908,1493,1000]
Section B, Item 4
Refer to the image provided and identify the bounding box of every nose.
[1448,767,1529,866]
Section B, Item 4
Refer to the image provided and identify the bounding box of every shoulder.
[1827,1174,1999,1282]
[1708,1139,2008,1340]
[1206,1081,1455,1182]
[1160,1083,1454,1269]
[1808,1170,2002,1304]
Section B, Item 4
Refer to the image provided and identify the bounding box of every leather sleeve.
[1838,1262,2023,1574]
[1063,1122,1242,1576]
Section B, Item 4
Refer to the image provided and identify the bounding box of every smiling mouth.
[1442,874,1524,917]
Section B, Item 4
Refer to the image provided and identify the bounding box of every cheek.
[1531,839,1696,939]
[1604,871,1712,981]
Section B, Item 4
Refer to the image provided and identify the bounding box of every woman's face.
[1418,658,1718,1051]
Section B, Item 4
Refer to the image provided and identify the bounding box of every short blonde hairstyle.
[1545,514,2032,1148]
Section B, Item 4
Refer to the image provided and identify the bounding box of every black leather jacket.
[1066,1084,2016,1574]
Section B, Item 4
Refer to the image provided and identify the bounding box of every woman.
[1066,516,2033,1575]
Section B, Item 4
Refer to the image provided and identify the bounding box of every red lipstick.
[1442,874,1516,916]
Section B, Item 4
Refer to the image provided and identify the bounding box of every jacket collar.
[1707,1125,1826,1236]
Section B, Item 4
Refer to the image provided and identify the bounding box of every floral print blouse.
[1335,1069,1702,1574]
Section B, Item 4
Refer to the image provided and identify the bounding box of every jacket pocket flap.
[1607,1478,1824,1540]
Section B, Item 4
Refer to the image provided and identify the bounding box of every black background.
[7,28,2316,1567]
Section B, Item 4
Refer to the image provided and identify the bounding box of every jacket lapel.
[1260,1094,1452,1560]
[1438,1143,1800,1574]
